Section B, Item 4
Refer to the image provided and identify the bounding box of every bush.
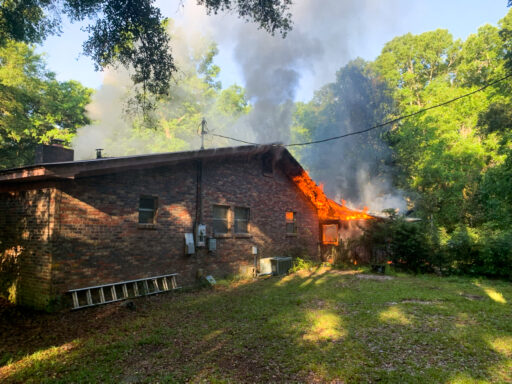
[290,257,319,273]
[362,217,436,274]
[444,226,512,279]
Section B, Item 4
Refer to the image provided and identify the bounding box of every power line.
[208,132,259,145]
[206,72,512,147]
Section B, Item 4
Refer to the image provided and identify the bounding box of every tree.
[291,59,393,208]
[0,40,92,169]
[74,24,250,158]
[0,0,293,99]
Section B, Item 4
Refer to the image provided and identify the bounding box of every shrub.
[362,217,435,274]
[290,257,319,273]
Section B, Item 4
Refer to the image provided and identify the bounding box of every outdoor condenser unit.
[271,257,293,276]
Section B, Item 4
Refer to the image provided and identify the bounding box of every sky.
[38,0,510,102]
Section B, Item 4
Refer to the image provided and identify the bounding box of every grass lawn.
[1,268,511,383]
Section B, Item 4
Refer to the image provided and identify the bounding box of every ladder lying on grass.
[68,273,180,310]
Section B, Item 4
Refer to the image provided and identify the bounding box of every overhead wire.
[205,72,512,147]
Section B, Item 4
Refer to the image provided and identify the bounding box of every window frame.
[322,224,339,245]
[212,204,230,235]
[138,195,158,226]
[234,206,251,234]
[285,210,297,235]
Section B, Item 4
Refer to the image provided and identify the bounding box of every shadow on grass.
[1,269,511,383]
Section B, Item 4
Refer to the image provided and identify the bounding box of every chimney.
[96,148,103,159]
[34,139,74,164]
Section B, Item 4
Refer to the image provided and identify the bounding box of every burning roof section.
[290,170,373,221]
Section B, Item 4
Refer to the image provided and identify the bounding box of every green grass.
[1,268,511,383]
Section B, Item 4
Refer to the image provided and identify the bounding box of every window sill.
[138,223,157,230]
[234,233,252,238]
[286,233,298,237]
[214,233,232,238]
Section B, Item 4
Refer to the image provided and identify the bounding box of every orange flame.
[291,170,373,221]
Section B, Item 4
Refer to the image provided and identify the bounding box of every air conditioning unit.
[271,257,293,276]
[259,257,273,275]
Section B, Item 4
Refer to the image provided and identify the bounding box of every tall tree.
[291,59,393,208]
[0,40,92,169]
[0,0,293,99]
[75,24,250,157]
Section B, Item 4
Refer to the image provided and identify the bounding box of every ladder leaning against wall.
[68,273,180,310]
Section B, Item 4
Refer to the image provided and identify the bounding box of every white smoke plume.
[74,0,407,211]
[72,21,215,160]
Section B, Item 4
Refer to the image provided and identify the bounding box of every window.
[322,224,339,245]
[213,205,229,234]
[234,207,250,233]
[285,211,297,234]
[139,196,157,224]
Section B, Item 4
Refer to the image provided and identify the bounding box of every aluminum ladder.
[68,273,180,310]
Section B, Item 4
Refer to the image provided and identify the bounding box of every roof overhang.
[0,144,283,184]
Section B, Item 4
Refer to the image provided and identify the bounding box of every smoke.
[74,0,407,211]
[179,0,403,143]
[72,21,215,160]
[176,0,407,212]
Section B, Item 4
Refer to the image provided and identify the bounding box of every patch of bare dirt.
[401,299,438,304]
[356,274,393,281]
[460,293,485,301]
[328,270,362,276]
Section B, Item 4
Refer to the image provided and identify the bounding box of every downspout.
[195,159,203,237]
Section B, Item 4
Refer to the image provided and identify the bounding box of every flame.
[291,170,373,221]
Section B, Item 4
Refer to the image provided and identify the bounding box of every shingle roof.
[0,144,294,183]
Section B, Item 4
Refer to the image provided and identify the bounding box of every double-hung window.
[139,196,157,224]
[285,211,297,234]
[213,205,251,235]
[234,207,250,234]
[213,205,230,234]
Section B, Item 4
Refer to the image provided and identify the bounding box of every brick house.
[0,144,372,309]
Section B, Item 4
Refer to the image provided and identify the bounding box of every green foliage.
[82,0,175,100]
[350,10,512,279]
[290,257,319,273]
[98,29,250,156]
[362,218,434,274]
[289,10,512,278]
[197,0,292,36]
[0,40,92,169]
[443,226,512,278]
[291,58,393,201]
[0,0,292,102]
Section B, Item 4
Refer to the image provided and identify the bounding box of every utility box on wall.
[196,224,206,247]
[208,238,216,252]
[185,233,195,255]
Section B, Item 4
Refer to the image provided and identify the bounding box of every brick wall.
[50,154,320,295]
[0,185,56,309]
